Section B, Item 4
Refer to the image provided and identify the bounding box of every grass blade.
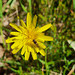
[73,0,75,10]
[2,0,12,12]
[20,0,27,13]
[28,0,32,13]
[0,0,2,18]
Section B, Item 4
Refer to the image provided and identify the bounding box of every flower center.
[25,29,37,44]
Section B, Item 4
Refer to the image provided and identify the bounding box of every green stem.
[28,0,32,14]
[45,48,48,75]
[45,0,47,5]
[0,0,6,49]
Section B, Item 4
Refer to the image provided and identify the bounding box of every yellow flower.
[6,13,53,60]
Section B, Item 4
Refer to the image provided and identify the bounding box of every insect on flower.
[33,39,39,47]
[6,12,53,60]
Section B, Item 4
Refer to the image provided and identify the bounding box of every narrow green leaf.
[28,0,32,13]
[10,67,19,73]
[0,0,2,18]
[6,60,21,65]
[73,0,75,10]
[7,37,10,51]
[20,0,27,13]
[38,14,47,21]
[2,27,12,32]
[47,61,54,65]
[38,59,45,64]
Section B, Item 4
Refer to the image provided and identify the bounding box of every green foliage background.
[0,0,75,75]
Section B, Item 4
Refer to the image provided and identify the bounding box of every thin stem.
[45,0,47,5]
[28,0,32,14]
[45,48,48,75]
[0,0,6,49]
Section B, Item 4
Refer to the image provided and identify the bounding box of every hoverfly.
[33,39,39,47]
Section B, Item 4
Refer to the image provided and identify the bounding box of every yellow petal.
[25,51,30,60]
[11,40,23,49]
[40,49,46,56]
[18,42,23,49]
[27,46,37,60]
[6,37,16,43]
[35,27,40,31]
[37,36,53,42]
[28,46,34,52]
[19,26,27,34]
[27,13,32,28]
[33,15,37,28]
[10,32,20,36]
[35,47,39,53]
[21,45,27,55]
[36,33,45,42]
[11,41,20,49]
[10,23,21,32]
[31,51,37,60]
[20,20,26,28]
[6,38,13,43]
[7,36,23,40]
[37,24,52,32]
[13,36,23,39]
[37,41,46,49]
[12,48,20,54]
[12,42,23,54]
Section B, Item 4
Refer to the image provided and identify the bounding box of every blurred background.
[0,0,75,75]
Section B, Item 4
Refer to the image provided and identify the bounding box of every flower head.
[6,13,53,60]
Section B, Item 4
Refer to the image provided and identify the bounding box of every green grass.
[0,0,75,75]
